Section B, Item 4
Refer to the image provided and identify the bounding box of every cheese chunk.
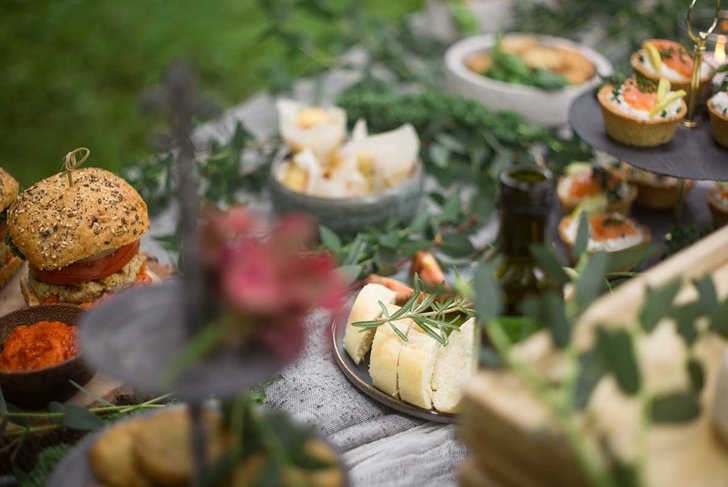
[343,283,398,365]
[398,323,440,409]
[369,305,412,398]
[432,318,477,413]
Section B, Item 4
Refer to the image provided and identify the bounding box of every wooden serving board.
[459,225,728,486]
[0,259,175,408]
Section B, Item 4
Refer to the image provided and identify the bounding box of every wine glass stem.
[683,40,706,128]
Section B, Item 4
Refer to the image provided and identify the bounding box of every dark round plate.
[79,280,285,401]
[331,299,456,424]
[569,90,728,181]
[47,405,350,487]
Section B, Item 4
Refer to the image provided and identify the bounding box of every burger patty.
[27,252,146,304]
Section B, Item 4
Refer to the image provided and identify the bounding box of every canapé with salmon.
[597,76,687,147]
[630,39,712,93]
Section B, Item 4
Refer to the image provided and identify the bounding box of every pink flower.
[258,317,306,362]
[221,243,282,315]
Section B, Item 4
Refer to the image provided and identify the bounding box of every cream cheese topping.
[710,92,728,116]
[566,216,644,252]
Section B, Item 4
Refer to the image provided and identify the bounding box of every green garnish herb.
[4,233,24,260]
[481,36,569,91]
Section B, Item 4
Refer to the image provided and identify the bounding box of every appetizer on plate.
[276,107,420,199]
[342,282,476,414]
[557,162,636,215]
[707,183,728,228]
[708,89,728,149]
[621,163,694,210]
[277,99,346,165]
[89,407,344,487]
[465,34,596,89]
[558,212,651,262]
[630,39,712,93]
[0,167,22,288]
[598,76,687,147]
[6,168,152,307]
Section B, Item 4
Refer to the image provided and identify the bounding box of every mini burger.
[0,168,22,287]
[6,168,152,306]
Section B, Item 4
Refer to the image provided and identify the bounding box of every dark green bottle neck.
[497,211,547,257]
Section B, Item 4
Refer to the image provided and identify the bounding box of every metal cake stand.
[569,91,728,182]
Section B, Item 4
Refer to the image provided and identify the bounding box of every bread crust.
[708,100,728,149]
[0,168,19,212]
[7,168,149,270]
[597,85,686,148]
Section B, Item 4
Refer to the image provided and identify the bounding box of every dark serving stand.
[569,91,728,182]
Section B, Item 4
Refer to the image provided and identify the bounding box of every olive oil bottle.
[494,166,554,315]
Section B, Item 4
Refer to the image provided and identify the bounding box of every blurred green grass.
[0,0,421,187]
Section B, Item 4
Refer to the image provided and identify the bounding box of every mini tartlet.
[707,183,728,228]
[558,212,651,263]
[621,163,694,210]
[707,91,728,149]
[630,39,711,93]
[557,163,636,215]
[597,77,687,147]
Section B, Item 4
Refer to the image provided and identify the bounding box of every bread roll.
[397,322,440,409]
[432,318,477,413]
[369,304,412,398]
[343,283,397,365]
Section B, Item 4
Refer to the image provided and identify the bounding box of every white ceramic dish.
[444,33,613,127]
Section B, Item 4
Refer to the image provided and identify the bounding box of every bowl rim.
[0,303,84,376]
[269,155,424,205]
[445,32,613,96]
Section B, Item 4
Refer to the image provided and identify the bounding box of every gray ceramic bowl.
[269,158,424,235]
[0,304,94,408]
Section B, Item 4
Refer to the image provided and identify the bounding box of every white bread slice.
[343,283,398,365]
[369,305,412,398]
[432,318,477,413]
[398,322,441,409]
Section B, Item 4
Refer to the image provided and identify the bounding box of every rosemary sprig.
[353,275,475,346]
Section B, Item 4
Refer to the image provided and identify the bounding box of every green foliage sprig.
[471,240,728,487]
[353,275,475,346]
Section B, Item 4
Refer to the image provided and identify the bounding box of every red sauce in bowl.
[0,321,78,371]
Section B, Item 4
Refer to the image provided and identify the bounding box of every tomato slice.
[32,240,140,285]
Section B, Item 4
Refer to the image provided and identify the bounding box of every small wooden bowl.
[0,304,94,409]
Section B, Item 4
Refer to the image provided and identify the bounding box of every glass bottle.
[494,165,554,316]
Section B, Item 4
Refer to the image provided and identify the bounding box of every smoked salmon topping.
[644,39,693,78]
[589,214,639,241]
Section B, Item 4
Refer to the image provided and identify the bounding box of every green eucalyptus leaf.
[639,278,682,333]
[439,232,474,257]
[687,358,705,393]
[530,245,570,285]
[343,234,367,266]
[709,299,728,338]
[479,347,506,368]
[377,231,400,249]
[61,404,104,431]
[574,252,609,310]
[521,292,568,348]
[474,262,503,322]
[338,265,363,285]
[651,391,701,424]
[596,327,640,396]
[429,144,450,169]
[606,244,660,273]
[398,240,432,256]
[670,302,701,346]
[319,225,342,252]
[694,275,718,314]
[374,247,398,275]
[439,194,462,223]
[573,211,590,257]
[573,349,606,409]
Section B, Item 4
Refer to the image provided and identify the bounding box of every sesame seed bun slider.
[6,167,152,306]
[0,167,23,289]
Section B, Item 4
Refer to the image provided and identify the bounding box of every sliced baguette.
[343,283,397,365]
[369,304,412,398]
[432,318,477,413]
[398,322,441,410]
